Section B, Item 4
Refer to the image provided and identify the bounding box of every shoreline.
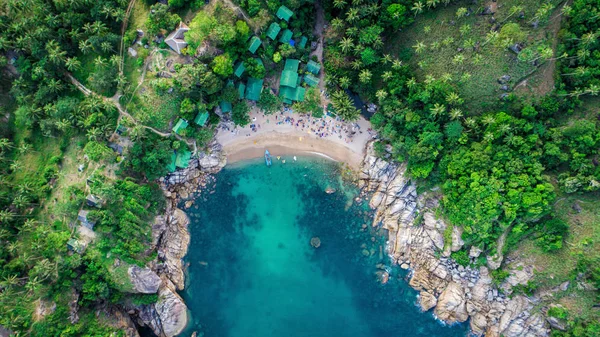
[221,132,364,169]
[216,107,373,170]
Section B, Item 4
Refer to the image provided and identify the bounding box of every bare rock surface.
[155,279,188,337]
[128,266,162,294]
[359,142,550,337]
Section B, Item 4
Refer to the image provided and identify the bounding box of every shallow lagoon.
[180,157,468,337]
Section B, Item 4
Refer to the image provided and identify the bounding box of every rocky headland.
[359,142,552,337]
[121,143,227,337]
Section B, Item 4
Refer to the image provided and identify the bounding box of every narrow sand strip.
[216,107,373,169]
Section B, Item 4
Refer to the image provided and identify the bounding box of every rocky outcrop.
[128,266,162,294]
[157,207,190,291]
[155,279,188,337]
[130,143,225,336]
[359,143,550,337]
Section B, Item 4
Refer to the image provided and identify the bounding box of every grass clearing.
[386,0,563,111]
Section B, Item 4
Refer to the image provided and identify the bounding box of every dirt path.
[310,0,329,106]
[66,73,174,139]
[221,0,257,33]
[514,6,565,95]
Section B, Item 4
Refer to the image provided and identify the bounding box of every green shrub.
[451,250,470,267]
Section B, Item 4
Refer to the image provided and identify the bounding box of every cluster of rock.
[121,143,226,337]
[358,143,551,337]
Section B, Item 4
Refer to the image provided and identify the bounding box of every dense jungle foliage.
[0,0,598,335]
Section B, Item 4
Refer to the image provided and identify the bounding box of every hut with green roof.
[248,36,261,54]
[245,78,263,101]
[175,150,192,169]
[237,82,246,100]
[298,36,308,49]
[279,29,293,44]
[266,22,281,40]
[167,152,177,172]
[194,111,209,126]
[276,5,293,22]
[307,60,321,75]
[219,101,232,114]
[234,62,245,78]
[172,118,188,135]
[304,74,320,87]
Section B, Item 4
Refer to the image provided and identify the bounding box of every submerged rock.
[310,237,321,248]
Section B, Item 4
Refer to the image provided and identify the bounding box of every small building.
[306,60,321,75]
[248,36,261,54]
[86,195,103,208]
[116,124,127,135]
[245,78,263,101]
[172,118,188,135]
[175,150,192,169]
[276,5,294,22]
[219,101,232,114]
[298,36,308,49]
[280,70,299,88]
[237,82,247,100]
[279,29,293,44]
[266,22,281,40]
[167,152,177,173]
[234,61,245,78]
[279,86,306,104]
[165,22,190,54]
[78,209,96,229]
[194,111,209,126]
[304,73,320,87]
[67,238,87,254]
[107,142,124,155]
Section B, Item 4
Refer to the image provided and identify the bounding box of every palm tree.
[46,79,64,94]
[413,41,426,54]
[346,8,359,23]
[406,77,417,89]
[441,73,453,83]
[426,0,438,9]
[333,0,346,9]
[464,117,477,129]
[94,56,106,67]
[79,39,92,54]
[382,71,393,81]
[430,103,446,117]
[456,7,468,18]
[375,90,388,102]
[338,77,351,89]
[359,69,372,83]
[459,24,471,36]
[346,27,358,37]
[382,54,393,64]
[87,127,102,141]
[446,92,463,105]
[584,84,600,96]
[498,124,511,134]
[101,41,113,53]
[450,108,463,120]
[340,37,354,53]
[25,277,40,294]
[331,18,345,30]
[482,115,496,126]
[0,210,15,223]
[12,195,29,210]
[411,2,424,16]
[0,138,13,152]
[452,54,465,65]
[65,57,81,72]
[351,59,362,70]
[392,59,403,70]
[483,133,494,142]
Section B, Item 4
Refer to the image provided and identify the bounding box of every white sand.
[216,106,374,169]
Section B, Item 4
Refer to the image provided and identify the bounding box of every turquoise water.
[180,157,468,337]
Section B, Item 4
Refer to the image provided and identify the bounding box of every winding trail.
[66,73,186,142]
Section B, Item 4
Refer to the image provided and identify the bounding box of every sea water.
[180,157,468,337]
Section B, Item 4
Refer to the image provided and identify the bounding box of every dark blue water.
[180,157,468,337]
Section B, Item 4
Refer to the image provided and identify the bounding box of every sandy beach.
[216,106,374,169]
